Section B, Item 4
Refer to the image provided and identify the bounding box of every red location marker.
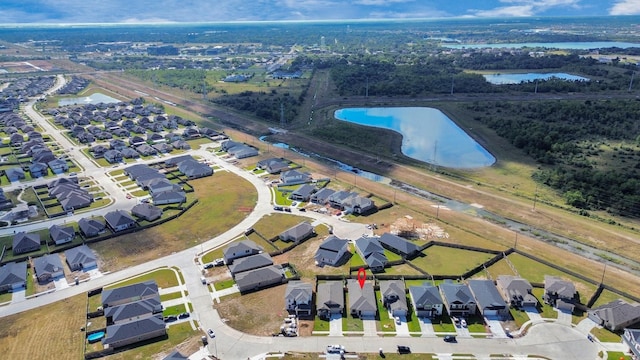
[357,267,366,289]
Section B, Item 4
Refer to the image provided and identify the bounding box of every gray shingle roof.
[379,233,420,256]
[316,281,344,312]
[102,280,159,307]
[347,279,377,314]
[228,253,273,275]
[0,261,27,287]
[104,296,162,323]
[64,245,97,269]
[468,279,507,310]
[409,284,443,309]
[33,254,64,277]
[102,315,165,346]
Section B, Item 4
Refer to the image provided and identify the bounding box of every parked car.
[178,312,190,319]
[201,335,208,345]
[395,316,401,325]
[461,319,467,328]
[444,335,457,343]
[397,345,411,354]
[326,344,345,354]
[213,258,225,266]
[203,263,215,269]
[164,315,177,323]
[207,328,216,338]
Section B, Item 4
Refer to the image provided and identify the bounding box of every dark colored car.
[203,263,214,269]
[164,316,178,323]
[178,312,190,319]
[444,335,457,343]
[397,345,411,354]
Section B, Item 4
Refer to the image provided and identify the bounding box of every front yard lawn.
[105,267,180,289]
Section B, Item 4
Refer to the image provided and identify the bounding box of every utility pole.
[601,263,607,284]
[533,184,539,210]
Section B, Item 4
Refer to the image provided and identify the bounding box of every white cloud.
[471,0,581,17]
[610,0,640,15]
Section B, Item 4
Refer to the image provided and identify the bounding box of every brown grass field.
[0,294,86,360]
[91,171,257,271]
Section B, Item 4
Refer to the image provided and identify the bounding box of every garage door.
[484,310,498,316]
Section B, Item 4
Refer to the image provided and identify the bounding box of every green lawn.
[313,316,331,332]
[482,258,517,279]
[202,247,225,264]
[509,307,531,328]
[431,315,456,332]
[590,326,622,343]
[508,253,598,304]
[214,279,235,291]
[342,315,364,332]
[105,268,180,290]
[0,291,12,303]
[160,292,184,302]
[410,246,495,275]
[163,304,187,317]
[607,352,631,360]
[532,288,558,319]
[376,290,396,332]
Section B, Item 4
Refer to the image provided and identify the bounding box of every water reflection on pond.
[334,107,496,169]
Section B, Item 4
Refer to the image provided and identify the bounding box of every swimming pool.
[87,331,105,343]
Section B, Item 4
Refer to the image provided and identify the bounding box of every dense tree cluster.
[466,100,640,217]
[213,91,301,124]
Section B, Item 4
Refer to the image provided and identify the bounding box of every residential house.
[79,217,106,238]
[152,190,186,205]
[49,224,75,245]
[235,265,284,293]
[121,148,140,159]
[12,232,40,255]
[152,143,173,154]
[289,184,316,202]
[285,281,313,317]
[495,275,538,308]
[147,178,180,195]
[64,245,97,271]
[279,222,314,243]
[588,299,640,332]
[354,236,388,272]
[280,170,311,185]
[131,203,163,222]
[316,281,344,319]
[543,275,577,312]
[136,144,157,156]
[347,279,377,318]
[6,167,25,182]
[327,190,354,209]
[228,144,258,159]
[104,297,163,325]
[48,159,69,174]
[228,253,274,277]
[164,155,195,167]
[28,162,48,178]
[310,188,335,205]
[314,235,349,267]
[342,195,376,215]
[223,240,263,264]
[104,210,137,232]
[172,140,191,150]
[33,254,65,283]
[623,328,640,359]
[468,279,509,319]
[0,261,27,293]
[440,281,477,317]
[102,316,166,349]
[409,284,444,318]
[380,280,409,318]
[257,158,290,174]
[178,159,213,179]
[379,233,421,258]
[103,150,123,164]
[101,280,159,308]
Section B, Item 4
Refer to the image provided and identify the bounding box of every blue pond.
[59,93,120,107]
[483,72,589,85]
[334,107,496,169]
[87,331,105,343]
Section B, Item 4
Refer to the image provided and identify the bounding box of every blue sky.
[1,0,639,24]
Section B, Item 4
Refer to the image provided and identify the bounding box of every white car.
[207,328,215,338]
[327,345,345,354]
[461,319,467,328]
